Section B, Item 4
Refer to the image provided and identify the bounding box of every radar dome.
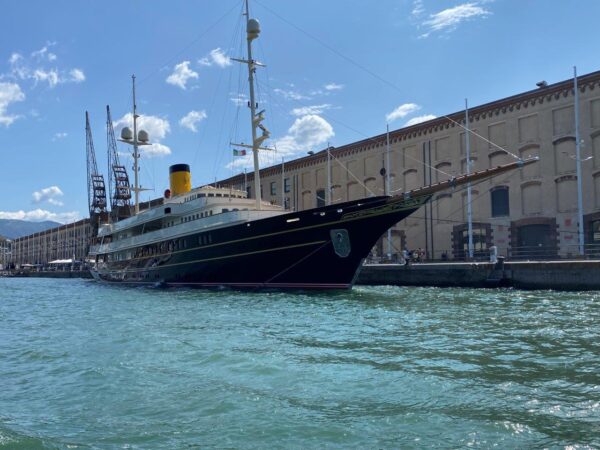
[138,130,149,143]
[121,127,133,140]
[247,18,260,39]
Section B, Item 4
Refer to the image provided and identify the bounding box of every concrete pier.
[357,260,600,290]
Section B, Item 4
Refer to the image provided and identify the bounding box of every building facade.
[0,236,10,270]
[10,219,92,267]
[221,70,600,260]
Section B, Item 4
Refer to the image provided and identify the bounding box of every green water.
[0,278,598,449]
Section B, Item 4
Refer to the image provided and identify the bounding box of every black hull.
[92,194,430,289]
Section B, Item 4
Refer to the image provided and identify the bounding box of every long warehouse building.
[221,70,600,260]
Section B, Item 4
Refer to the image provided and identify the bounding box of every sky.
[0,0,599,224]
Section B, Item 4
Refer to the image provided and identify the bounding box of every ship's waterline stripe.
[92,196,427,263]
[99,239,328,276]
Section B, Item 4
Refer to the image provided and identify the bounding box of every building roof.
[220,69,600,186]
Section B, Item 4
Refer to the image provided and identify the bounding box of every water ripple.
[0,279,599,448]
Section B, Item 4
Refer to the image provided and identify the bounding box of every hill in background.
[0,219,61,240]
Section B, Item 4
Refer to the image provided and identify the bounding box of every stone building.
[0,236,10,270]
[220,70,600,260]
[11,219,92,267]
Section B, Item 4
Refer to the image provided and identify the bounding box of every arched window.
[491,186,509,217]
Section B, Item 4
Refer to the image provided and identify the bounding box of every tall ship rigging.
[88,2,537,289]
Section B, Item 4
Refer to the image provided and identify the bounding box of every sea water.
[0,278,598,449]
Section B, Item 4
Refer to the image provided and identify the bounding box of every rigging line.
[407,169,522,228]
[262,241,331,286]
[246,83,377,196]
[209,2,246,179]
[441,114,522,160]
[228,27,249,174]
[254,79,453,179]
[137,0,243,86]
[253,0,406,98]
[328,152,378,197]
[250,3,520,171]
[257,39,278,155]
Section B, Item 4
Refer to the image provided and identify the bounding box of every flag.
[233,149,247,156]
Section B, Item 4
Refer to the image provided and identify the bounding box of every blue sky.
[0,0,598,223]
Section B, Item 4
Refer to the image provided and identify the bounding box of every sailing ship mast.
[232,0,271,210]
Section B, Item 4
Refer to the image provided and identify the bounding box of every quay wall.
[357,261,600,290]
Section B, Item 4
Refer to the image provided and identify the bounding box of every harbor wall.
[357,261,600,290]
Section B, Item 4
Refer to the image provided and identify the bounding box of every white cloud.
[0,82,25,126]
[412,0,425,17]
[274,88,310,101]
[179,110,207,132]
[113,113,172,158]
[143,143,172,158]
[166,61,198,89]
[420,2,491,38]
[69,68,85,83]
[290,104,332,116]
[324,83,344,91]
[32,69,59,87]
[53,132,68,141]
[0,209,79,224]
[8,53,22,65]
[32,186,64,205]
[404,114,437,127]
[230,93,248,106]
[31,44,57,62]
[385,103,421,123]
[7,48,86,88]
[198,48,231,68]
[227,114,334,170]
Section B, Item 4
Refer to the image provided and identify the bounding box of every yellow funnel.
[169,164,191,196]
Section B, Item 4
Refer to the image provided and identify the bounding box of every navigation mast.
[231,0,271,210]
[118,75,151,215]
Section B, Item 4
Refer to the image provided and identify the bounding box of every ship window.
[216,193,222,197]
[208,234,213,244]
[199,193,206,198]
[233,208,239,211]
[222,208,229,213]
[164,207,171,214]
[208,193,214,197]
[210,210,213,216]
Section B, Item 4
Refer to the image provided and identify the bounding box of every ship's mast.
[118,75,151,216]
[132,75,141,215]
[232,0,270,210]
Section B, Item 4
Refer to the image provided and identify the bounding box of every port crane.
[85,111,107,235]
[106,105,132,221]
